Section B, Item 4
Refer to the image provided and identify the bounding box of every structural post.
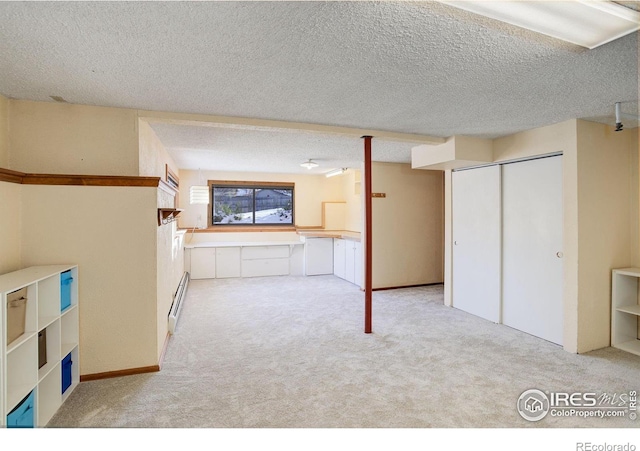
[363,135,373,334]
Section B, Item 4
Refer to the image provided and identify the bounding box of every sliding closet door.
[452,165,501,322]
[502,156,563,345]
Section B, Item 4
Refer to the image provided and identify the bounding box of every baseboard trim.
[372,282,443,292]
[80,365,160,382]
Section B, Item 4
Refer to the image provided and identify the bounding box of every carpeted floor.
[47,275,640,428]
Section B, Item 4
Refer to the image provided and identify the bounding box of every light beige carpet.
[48,275,640,428]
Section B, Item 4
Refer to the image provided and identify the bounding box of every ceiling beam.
[137,110,445,145]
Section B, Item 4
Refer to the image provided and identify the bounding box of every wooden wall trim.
[80,365,160,382]
[0,167,25,184]
[0,167,161,187]
[23,173,161,187]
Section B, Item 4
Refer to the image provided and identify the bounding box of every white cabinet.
[305,238,334,275]
[611,268,640,356]
[0,265,80,427]
[215,247,241,279]
[187,243,299,279]
[333,239,346,279]
[190,248,216,280]
[333,238,362,287]
[345,240,362,286]
[241,246,290,277]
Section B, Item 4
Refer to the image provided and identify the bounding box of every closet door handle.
[556,252,563,258]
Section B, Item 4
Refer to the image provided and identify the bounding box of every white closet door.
[502,156,563,345]
[452,165,501,322]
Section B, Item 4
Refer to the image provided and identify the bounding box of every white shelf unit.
[611,267,640,356]
[0,265,80,427]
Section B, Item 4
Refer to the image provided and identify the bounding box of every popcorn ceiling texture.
[0,2,637,171]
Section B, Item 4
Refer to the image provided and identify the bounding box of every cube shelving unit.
[0,265,80,427]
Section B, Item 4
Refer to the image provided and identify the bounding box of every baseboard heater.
[168,271,190,334]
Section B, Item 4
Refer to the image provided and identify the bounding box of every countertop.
[296,230,361,242]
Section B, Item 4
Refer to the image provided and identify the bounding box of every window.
[210,181,294,226]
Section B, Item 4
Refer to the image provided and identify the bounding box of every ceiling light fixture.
[440,0,640,49]
[300,159,319,170]
[325,168,347,178]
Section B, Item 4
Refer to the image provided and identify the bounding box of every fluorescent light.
[325,168,347,178]
[441,1,640,49]
[189,185,209,204]
[300,159,319,170]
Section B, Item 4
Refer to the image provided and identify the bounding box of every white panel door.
[502,156,563,345]
[305,238,334,275]
[215,247,241,279]
[190,248,216,280]
[452,165,502,322]
[333,239,346,279]
[345,240,355,284]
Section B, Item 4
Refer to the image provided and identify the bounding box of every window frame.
[208,180,295,229]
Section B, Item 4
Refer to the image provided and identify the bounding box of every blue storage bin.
[60,270,73,312]
[62,353,73,394]
[7,390,35,428]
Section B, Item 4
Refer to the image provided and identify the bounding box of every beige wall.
[342,169,362,232]
[372,162,444,289]
[0,95,20,276]
[0,182,21,275]
[493,120,578,163]
[178,169,342,231]
[635,131,640,268]
[20,185,158,375]
[8,100,139,175]
[138,119,184,360]
[0,94,8,167]
[156,189,183,361]
[139,120,179,180]
[575,120,639,353]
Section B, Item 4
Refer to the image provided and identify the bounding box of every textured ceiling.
[0,1,638,173]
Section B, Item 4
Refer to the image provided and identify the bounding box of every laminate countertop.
[296,230,361,242]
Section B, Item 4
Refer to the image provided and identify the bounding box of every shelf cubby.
[6,334,38,412]
[611,268,640,357]
[38,319,61,382]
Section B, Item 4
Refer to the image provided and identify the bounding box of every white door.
[502,156,563,345]
[305,238,334,275]
[452,165,502,322]
[215,247,241,279]
[190,248,216,280]
[345,240,355,283]
[333,239,346,279]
